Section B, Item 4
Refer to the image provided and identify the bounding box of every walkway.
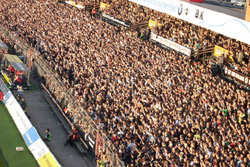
[15,79,96,167]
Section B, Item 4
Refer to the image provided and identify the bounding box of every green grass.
[0,154,6,167]
[0,103,38,167]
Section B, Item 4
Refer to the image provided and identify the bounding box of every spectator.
[64,126,80,146]
[0,0,250,166]
[17,85,24,98]
[43,128,52,141]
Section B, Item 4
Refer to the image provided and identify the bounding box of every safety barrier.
[129,21,148,31]
[191,45,215,62]
[0,25,125,167]
[102,13,130,28]
[150,32,192,56]
[0,78,61,167]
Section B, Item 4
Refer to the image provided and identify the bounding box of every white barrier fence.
[150,32,192,56]
[65,1,84,9]
[102,14,130,28]
[0,78,61,167]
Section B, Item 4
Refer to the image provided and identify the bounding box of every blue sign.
[2,91,12,104]
[0,78,9,95]
[23,127,40,147]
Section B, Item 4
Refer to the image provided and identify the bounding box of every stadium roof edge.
[129,0,250,45]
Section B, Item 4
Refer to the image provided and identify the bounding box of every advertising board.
[150,32,191,56]
[0,78,61,167]
[148,19,163,29]
[102,14,130,27]
[213,45,234,57]
[129,0,250,45]
[224,66,250,87]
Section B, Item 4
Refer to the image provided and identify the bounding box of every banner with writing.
[129,0,250,45]
[0,78,61,167]
[102,14,130,27]
[214,45,228,57]
[150,32,191,56]
[214,45,233,57]
[224,66,250,87]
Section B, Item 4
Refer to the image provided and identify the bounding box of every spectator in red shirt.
[14,75,22,85]
[112,134,119,142]
[64,127,80,146]
[16,70,22,76]
[7,64,15,73]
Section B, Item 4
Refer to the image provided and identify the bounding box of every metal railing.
[0,25,124,167]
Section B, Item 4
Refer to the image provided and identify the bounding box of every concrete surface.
[15,86,96,167]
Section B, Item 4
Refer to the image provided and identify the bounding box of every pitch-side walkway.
[16,79,96,167]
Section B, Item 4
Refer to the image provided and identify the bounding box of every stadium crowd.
[1,0,250,167]
[100,0,250,75]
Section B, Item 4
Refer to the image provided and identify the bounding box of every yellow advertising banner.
[3,73,10,84]
[148,19,162,29]
[38,152,61,167]
[214,45,230,56]
[214,45,234,61]
[100,2,110,10]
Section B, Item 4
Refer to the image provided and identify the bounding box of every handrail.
[41,83,90,150]
[0,25,124,166]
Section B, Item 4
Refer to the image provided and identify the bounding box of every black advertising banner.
[224,66,250,87]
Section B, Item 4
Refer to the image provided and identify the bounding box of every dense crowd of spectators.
[101,0,151,24]
[1,0,250,167]
[99,0,250,76]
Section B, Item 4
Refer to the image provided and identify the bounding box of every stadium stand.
[0,0,250,166]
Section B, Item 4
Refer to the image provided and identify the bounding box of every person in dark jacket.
[64,127,79,146]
